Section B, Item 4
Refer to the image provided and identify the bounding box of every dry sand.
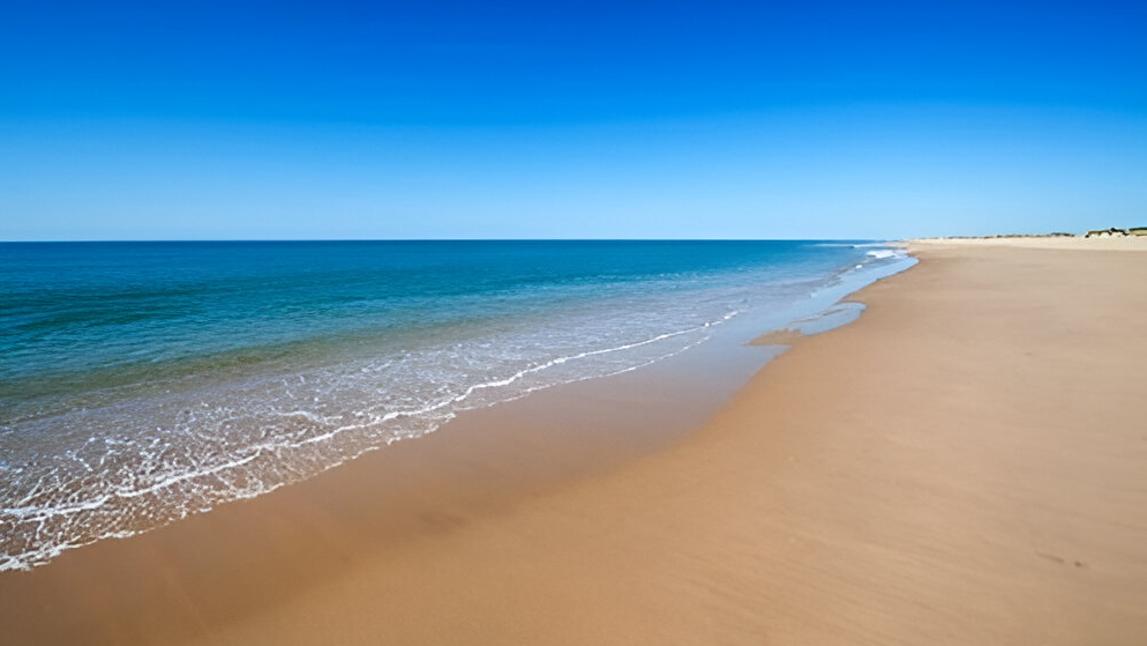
[914,235,1147,252]
[3,238,1145,644]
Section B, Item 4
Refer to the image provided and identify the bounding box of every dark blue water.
[0,240,905,569]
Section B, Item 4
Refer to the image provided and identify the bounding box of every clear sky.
[2,0,1145,240]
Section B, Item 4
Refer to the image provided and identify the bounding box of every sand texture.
[2,239,1145,644]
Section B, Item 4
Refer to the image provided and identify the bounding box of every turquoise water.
[0,240,906,569]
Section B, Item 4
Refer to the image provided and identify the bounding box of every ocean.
[0,240,912,569]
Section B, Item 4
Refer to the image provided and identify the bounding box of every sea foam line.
[0,310,738,570]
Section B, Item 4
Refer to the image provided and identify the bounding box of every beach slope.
[201,239,1147,644]
[3,239,1146,644]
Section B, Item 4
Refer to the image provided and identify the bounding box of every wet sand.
[3,239,1146,644]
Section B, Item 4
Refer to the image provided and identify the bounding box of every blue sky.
[2,1,1145,239]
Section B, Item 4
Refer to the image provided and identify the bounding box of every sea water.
[0,240,911,569]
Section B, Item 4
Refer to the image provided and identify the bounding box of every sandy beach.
[3,238,1146,644]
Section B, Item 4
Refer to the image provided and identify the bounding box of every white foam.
[865,249,899,259]
[0,305,744,571]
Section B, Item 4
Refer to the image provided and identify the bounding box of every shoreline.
[0,242,905,574]
[3,239,1146,643]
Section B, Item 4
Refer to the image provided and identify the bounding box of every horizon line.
[0,237,892,244]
